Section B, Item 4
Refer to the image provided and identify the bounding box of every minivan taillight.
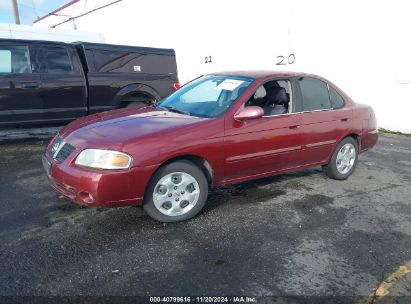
[172,82,181,90]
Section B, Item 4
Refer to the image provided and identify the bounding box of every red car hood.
[59,106,208,149]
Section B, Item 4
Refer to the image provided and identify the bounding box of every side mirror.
[234,106,264,121]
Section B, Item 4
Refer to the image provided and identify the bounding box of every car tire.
[143,160,209,222]
[323,137,359,180]
[125,101,146,108]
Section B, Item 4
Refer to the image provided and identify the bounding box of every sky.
[0,0,69,25]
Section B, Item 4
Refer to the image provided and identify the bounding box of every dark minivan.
[0,39,179,127]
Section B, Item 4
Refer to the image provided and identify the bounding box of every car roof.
[211,70,314,79]
[0,38,67,46]
[75,42,175,55]
[0,38,175,55]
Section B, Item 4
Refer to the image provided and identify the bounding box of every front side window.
[245,79,292,116]
[158,75,254,118]
[0,45,31,74]
[298,77,331,111]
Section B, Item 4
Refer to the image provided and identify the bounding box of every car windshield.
[157,75,254,118]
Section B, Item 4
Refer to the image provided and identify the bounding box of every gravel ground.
[0,134,410,302]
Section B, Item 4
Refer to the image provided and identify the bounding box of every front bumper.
[42,153,156,208]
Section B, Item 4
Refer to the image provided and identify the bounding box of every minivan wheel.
[323,137,358,180]
[143,160,208,222]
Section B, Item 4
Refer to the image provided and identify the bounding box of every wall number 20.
[276,54,295,65]
[205,56,212,63]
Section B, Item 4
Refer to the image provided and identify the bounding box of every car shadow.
[202,167,321,215]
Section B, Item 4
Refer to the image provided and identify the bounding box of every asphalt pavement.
[0,134,410,302]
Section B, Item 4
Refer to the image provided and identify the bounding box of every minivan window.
[41,47,73,74]
[0,45,31,74]
[298,77,331,111]
[329,86,345,109]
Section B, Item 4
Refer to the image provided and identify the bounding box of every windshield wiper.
[161,106,191,116]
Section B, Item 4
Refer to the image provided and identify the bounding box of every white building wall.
[0,23,104,43]
[34,0,411,133]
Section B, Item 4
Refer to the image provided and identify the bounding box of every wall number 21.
[205,56,212,63]
[276,54,295,65]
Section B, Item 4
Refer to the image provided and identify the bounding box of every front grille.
[55,143,76,162]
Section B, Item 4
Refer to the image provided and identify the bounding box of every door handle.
[21,82,39,89]
[340,118,349,122]
[289,125,301,129]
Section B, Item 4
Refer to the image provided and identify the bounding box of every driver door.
[223,80,304,182]
[0,43,43,126]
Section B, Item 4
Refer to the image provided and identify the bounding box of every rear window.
[0,45,31,74]
[92,49,176,74]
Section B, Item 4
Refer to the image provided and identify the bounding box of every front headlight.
[75,149,132,170]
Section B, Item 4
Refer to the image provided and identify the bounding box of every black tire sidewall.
[143,160,209,222]
[125,101,146,108]
[326,137,359,180]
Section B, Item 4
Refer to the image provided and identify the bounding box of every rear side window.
[0,45,31,74]
[298,77,331,111]
[92,50,176,74]
[34,46,73,74]
[329,86,345,109]
[43,47,73,74]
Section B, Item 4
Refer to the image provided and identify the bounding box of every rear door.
[0,42,42,126]
[32,44,87,123]
[296,76,350,164]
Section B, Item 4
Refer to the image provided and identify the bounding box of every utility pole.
[11,0,20,24]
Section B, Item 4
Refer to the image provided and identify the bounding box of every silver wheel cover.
[153,172,200,216]
[336,143,356,174]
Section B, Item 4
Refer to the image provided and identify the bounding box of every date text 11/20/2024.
[150,296,257,303]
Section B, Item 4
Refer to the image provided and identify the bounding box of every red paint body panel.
[224,113,303,181]
[44,71,378,207]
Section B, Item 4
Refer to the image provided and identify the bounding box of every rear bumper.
[43,153,156,207]
[360,129,378,153]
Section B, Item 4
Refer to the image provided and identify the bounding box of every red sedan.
[42,71,378,222]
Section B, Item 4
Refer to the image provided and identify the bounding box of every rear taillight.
[172,82,181,90]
